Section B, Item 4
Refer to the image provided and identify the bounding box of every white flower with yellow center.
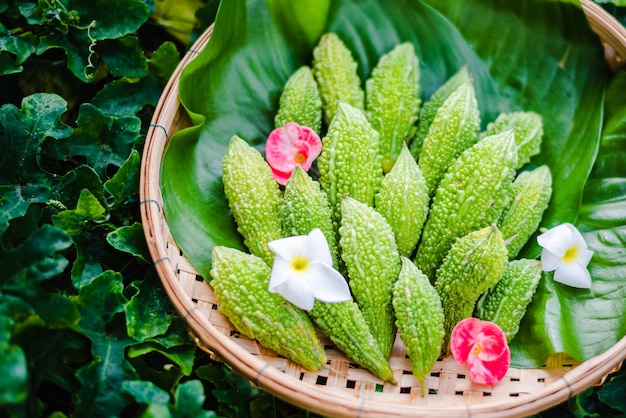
[537,223,594,288]
[267,228,351,311]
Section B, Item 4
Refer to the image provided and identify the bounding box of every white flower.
[267,228,351,311]
[537,223,594,288]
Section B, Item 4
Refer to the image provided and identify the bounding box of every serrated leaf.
[0,93,71,185]
[98,36,148,78]
[196,363,259,418]
[125,272,172,340]
[52,189,108,235]
[51,165,105,210]
[104,150,140,207]
[127,341,196,390]
[43,104,141,179]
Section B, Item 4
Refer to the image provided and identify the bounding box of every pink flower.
[450,318,510,385]
[265,122,322,185]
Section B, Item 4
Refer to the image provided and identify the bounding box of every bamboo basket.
[140,1,626,416]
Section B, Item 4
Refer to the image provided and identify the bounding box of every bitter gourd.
[309,300,396,383]
[415,129,518,280]
[222,135,284,265]
[434,224,508,352]
[274,66,323,135]
[475,258,542,342]
[375,143,429,258]
[210,245,326,371]
[281,166,339,267]
[312,33,364,125]
[339,195,401,358]
[317,101,383,229]
[409,65,470,158]
[499,165,553,259]
[392,257,444,393]
[418,78,480,197]
[365,42,421,173]
[482,111,543,169]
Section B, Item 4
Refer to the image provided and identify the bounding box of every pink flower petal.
[265,122,321,185]
[450,318,511,385]
[467,344,510,385]
[450,317,483,364]
[474,321,509,362]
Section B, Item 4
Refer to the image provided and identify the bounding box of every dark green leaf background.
[162,0,624,368]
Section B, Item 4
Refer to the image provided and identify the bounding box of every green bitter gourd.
[339,195,401,358]
[222,135,283,265]
[281,166,338,267]
[475,258,543,342]
[409,65,470,158]
[275,66,323,134]
[317,101,383,230]
[312,33,364,125]
[365,42,421,173]
[499,165,553,259]
[415,129,518,280]
[418,78,481,197]
[392,257,444,393]
[210,246,327,371]
[434,224,509,352]
[375,143,429,258]
[481,111,543,170]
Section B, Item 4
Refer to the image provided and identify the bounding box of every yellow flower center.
[294,152,307,164]
[291,256,309,272]
[562,246,579,263]
[472,343,482,356]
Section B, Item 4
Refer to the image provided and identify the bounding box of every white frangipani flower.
[537,223,594,288]
[267,228,351,311]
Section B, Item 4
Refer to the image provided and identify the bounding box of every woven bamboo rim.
[140,2,626,417]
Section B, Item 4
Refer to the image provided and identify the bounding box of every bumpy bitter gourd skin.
[475,258,542,342]
[209,246,327,371]
[499,165,553,259]
[281,166,338,267]
[274,66,323,134]
[309,300,396,383]
[221,135,283,265]
[409,65,470,158]
[312,33,364,125]
[482,111,543,169]
[365,42,421,173]
[415,129,518,280]
[392,257,444,393]
[434,225,509,351]
[339,196,401,358]
[375,144,429,258]
[317,101,383,230]
[418,78,481,197]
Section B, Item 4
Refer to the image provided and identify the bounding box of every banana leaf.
[160,0,625,367]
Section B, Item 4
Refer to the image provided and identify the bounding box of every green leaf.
[52,189,108,235]
[70,232,106,288]
[161,0,614,367]
[0,183,51,237]
[125,272,173,340]
[98,36,148,78]
[106,222,150,262]
[598,368,626,413]
[43,104,141,179]
[104,150,141,208]
[122,380,171,406]
[91,42,180,117]
[510,74,626,367]
[71,0,150,40]
[71,270,139,417]
[0,23,37,66]
[0,93,71,185]
[197,363,259,418]
[37,29,99,83]
[0,340,28,405]
[127,341,196,390]
[170,380,216,418]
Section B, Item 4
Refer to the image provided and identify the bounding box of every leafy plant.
[0,0,625,417]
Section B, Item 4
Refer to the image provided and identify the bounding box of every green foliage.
[0,0,624,417]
